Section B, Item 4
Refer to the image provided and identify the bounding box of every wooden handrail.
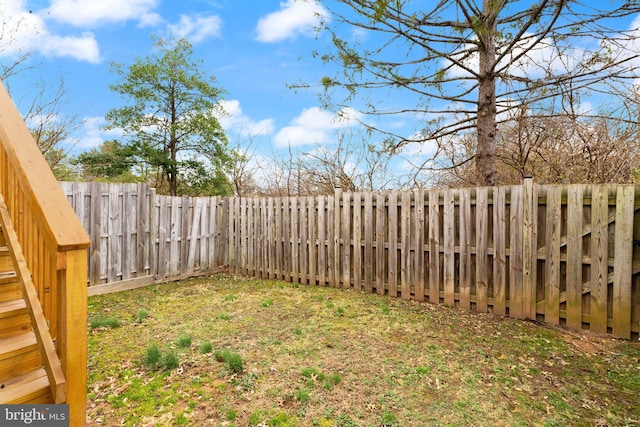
[0,193,66,402]
[0,80,89,425]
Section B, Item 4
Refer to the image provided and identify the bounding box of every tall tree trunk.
[476,0,499,186]
[169,136,178,196]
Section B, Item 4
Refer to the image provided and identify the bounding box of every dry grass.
[87,275,640,426]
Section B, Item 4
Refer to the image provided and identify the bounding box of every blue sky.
[2,1,639,188]
[0,0,377,167]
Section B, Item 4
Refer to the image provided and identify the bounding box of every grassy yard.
[86,275,640,426]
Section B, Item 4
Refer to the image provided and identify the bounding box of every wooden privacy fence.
[60,180,640,339]
[59,182,228,289]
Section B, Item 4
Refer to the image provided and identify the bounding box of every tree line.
[4,1,640,196]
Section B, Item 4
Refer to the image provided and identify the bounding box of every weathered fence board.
[60,180,640,338]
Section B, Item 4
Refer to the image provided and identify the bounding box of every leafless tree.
[311,0,640,186]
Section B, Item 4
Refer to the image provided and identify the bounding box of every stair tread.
[0,332,37,360]
[0,299,27,316]
[0,367,50,404]
[0,272,17,284]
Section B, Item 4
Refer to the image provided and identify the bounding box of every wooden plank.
[342,192,351,288]
[459,189,471,310]
[414,190,425,302]
[247,197,254,276]
[107,184,121,284]
[376,193,385,295]
[196,197,213,269]
[170,196,181,275]
[268,197,275,279]
[590,185,609,334]
[261,197,268,277]
[317,196,326,286]
[121,186,132,280]
[353,193,362,291]
[508,185,524,319]
[443,189,455,306]
[328,192,337,287]
[544,186,561,325]
[137,184,149,277]
[240,197,248,275]
[566,185,584,330]
[428,189,440,304]
[400,191,411,300]
[210,197,218,268]
[274,197,282,279]
[299,197,308,284]
[148,188,158,277]
[613,185,634,339]
[363,192,374,294]
[290,197,298,283]
[388,191,398,297]
[181,195,191,275]
[332,188,341,287]
[308,196,316,286]
[219,197,229,266]
[493,186,507,315]
[231,197,239,273]
[89,182,102,285]
[475,187,488,312]
[187,198,202,273]
[522,177,537,319]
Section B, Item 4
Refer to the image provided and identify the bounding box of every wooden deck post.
[59,249,88,426]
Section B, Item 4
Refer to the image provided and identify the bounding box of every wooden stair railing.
[0,80,90,426]
[0,193,66,403]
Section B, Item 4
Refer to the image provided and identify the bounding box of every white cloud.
[46,0,161,27]
[41,33,101,63]
[255,0,328,43]
[274,106,360,148]
[0,1,101,63]
[219,100,274,136]
[167,14,223,43]
[76,116,122,149]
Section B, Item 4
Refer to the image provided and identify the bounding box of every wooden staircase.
[0,201,64,405]
[0,79,90,425]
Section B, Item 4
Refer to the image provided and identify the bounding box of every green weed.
[89,316,120,330]
[199,341,213,354]
[295,388,310,404]
[141,344,162,369]
[135,309,149,322]
[176,334,192,348]
[215,349,244,374]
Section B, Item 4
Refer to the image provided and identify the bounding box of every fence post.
[522,176,537,320]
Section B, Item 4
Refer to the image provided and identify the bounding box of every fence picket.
[375,193,385,295]
[476,187,488,312]
[414,190,425,302]
[443,190,455,306]
[544,186,561,325]
[566,185,584,329]
[613,185,634,339]
[459,189,471,309]
[509,186,523,319]
[590,185,609,334]
[493,186,507,315]
[428,190,440,304]
[364,192,374,294]
[401,191,411,300]
[353,193,362,291]
[388,191,398,297]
